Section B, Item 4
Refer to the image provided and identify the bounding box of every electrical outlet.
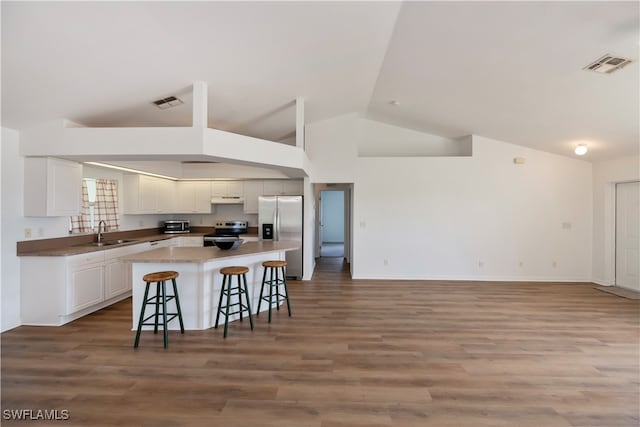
[552,261,557,268]
[138,220,144,227]
[37,227,44,237]
[383,259,389,266]
[478,261,484,268]
[24,228,32,238]
[519,261,524,268]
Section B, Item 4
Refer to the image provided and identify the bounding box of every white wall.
[305,116,593,281]
[302,177,316,280]
[359,118,470,157]
[305,113,359,183]
[2,128,71,331]
[591,155,640,285]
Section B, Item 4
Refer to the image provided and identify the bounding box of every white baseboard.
[351,274,593,282]
[591,278,614,286]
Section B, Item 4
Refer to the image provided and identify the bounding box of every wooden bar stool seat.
[257,260,292,323]
[215,266,253,338]
[134,271,185,349]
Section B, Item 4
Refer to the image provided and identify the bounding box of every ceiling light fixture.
[388,100,400,106]
[574,144,588,156]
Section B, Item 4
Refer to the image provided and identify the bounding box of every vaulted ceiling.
[2,1,638,161]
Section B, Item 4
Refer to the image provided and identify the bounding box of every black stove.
[204,221,247,246]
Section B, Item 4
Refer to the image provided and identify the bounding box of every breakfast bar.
[121,241,299,330]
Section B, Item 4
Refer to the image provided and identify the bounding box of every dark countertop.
[17,229,259,257]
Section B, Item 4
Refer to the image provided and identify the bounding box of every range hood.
[211,196,244,205]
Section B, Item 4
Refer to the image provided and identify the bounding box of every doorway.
[615,181,640,291]
[313,184,353,276]
[320,190,345,258]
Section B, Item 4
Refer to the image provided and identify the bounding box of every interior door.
[616,181,640,291]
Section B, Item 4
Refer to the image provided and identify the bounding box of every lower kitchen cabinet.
[21,242,150,326]
[68,261,105,314]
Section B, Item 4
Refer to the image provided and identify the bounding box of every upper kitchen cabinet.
[24,157,82,217]
[243,180,264,214]
[211,181,243,198]
[175,181,211,213]
[123,175,176,214]
[263,180,303,196]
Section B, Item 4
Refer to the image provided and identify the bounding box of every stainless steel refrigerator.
[258,195,303,279]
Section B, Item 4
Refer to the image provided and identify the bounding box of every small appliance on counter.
[203,220,247,249]
[163,220,190,234]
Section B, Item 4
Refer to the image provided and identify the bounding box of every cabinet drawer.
[67,251,105,268]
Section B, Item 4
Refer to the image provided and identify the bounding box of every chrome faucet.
[97,220,107,243]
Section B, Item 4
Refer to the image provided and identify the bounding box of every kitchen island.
[121,241,299,330]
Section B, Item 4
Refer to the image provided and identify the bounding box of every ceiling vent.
[583,54,632,74]
[152,96,184,109]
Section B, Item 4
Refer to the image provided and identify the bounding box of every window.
[70,179,120,233]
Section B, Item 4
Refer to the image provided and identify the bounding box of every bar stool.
[215,266,254,338]
[134,271,185,349]
[257,260,292,323]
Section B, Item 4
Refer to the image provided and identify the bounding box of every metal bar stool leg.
[171,278,185,333]
[257,267,267,315]
[134,282,152,348]
[238,274,243,323]
[282,266,292,316]
[215,275,226,329]
[161,280,169,348]
[274,267,281,312]
[268,266,274,323]
[242,273,254,330]
[153,281,161,334]
[223,275,232,338]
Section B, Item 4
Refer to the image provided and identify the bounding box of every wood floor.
[2,258,639,426]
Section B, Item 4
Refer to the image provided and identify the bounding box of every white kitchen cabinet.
[103,243,145,300]
[175,181,211,213]
[124,174,176,214]
[211,180,243,197]
[24,157,83,217]
[243,181,264,214]
[283,180,303,195]
[263,180,303,196]
[67,261,104,314]
[104,258,129,300]
[20,241,154,326]
[156,178,176,213]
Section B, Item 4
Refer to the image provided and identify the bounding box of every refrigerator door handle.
[273,208,278,241]
[276,209,281,241]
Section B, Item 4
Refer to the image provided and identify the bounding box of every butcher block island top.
[121,240,299,263]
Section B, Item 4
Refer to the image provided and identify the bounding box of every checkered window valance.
[70,179,120,233]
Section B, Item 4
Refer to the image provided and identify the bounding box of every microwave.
[163,220,190,234]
